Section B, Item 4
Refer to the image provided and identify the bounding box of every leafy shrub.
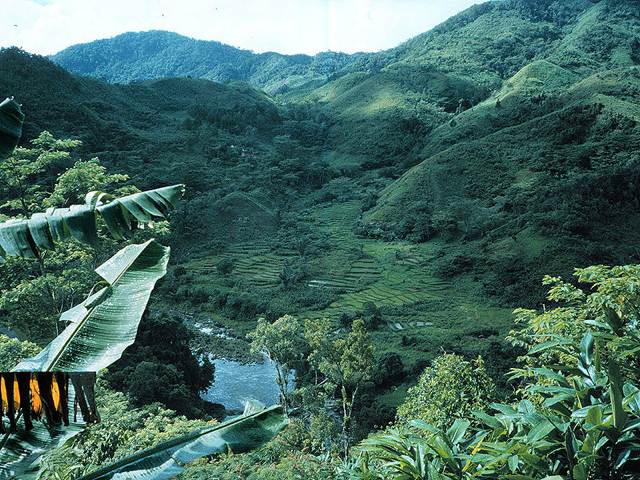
[216,258,235,275]
[375,352,405,388]
[396,353,495,429]
[358,265,640,479]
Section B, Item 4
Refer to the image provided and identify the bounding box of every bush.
[396,353,494,429]
[375,352,405,387]
[362,302,383,330]
[216,258,234,276]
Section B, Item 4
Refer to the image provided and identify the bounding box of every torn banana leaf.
[12,240,169,372]
[96,185,184,239]
[0,383,84,480]
[77,405,288,480]
[0,184,184,261]
[0,97,24,159]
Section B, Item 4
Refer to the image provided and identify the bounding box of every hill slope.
[361,0,640,303]
[50,30,366,94]
[2,0,640,448]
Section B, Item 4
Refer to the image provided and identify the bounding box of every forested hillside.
[50,30,369,94]
[2,0,640,478]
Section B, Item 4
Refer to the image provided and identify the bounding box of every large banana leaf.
[0,386,84,480]
[12,240,169,372]
[77,404,288,480]
[0,97,23,159]
[0,412,84,480]
[0,185,184,261]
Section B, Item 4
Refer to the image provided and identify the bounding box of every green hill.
[50,30,367,94]
[2,1,640,471]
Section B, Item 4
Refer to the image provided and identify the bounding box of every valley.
[1,0,640,477]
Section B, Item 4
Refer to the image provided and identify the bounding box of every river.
[201,354,295,412]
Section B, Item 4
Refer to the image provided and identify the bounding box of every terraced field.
[190,242,299,288]
[183,200,491,342]
[297,200,458,332]
[308,256,381,291]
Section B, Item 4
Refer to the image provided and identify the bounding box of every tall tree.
[248,315,307,414]
[305,318,375,456]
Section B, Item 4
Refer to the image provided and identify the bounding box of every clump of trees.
[248,315,376,457]
[106,313,215,418]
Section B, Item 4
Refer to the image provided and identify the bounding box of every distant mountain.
[0,47,282,188]
[50,30,369,94]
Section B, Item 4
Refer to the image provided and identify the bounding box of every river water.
[201,354,295,412]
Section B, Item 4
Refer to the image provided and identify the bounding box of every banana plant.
[75,404,288,480]
[360,419,486,479]
[0,184,184,262]
[0,240,170,477]
[357,329,640,480]
[0,97,24,159]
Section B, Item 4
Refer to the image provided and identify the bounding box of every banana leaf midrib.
[45,239,157,371]
[44,298,101,372]
[78,405,283,480]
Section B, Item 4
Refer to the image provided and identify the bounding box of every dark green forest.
[1,0,640,478]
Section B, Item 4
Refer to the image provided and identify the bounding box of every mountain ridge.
[50,30,370,94]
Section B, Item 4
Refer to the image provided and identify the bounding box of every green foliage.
[0,131,79,216]
[396,354,495,430]
[4,1,640,477]
[248,315,307,413]
[306,318,375,456]
[216,257,234,276]
[0,334,39,370]
[12,240,169,372]
[106,313,215,418]
[46,159,128,207]
[74,404,287,480]
[0,244,96,341]
[355,264,640,479]
[37,380,216,477]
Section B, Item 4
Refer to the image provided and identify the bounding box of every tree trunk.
[340,384,360,458]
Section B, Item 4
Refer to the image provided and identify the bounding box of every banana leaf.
[0,185,184,261]
[0,97,24,159]
[76,405,288,480]
[0,385,84,480]
[0,417,84,480]
[12,240,169,372]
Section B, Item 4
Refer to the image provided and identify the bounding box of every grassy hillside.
[50,30,367,94]
[0,46,518,427]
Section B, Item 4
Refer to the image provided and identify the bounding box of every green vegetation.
[2,0,640,477]
[354,265,640,479]
[0,114,286,478]
[395,354,495,430]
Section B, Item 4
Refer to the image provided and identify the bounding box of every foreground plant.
[1,97,287,480]
[75,403,287,480]
[355,265,640,479]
